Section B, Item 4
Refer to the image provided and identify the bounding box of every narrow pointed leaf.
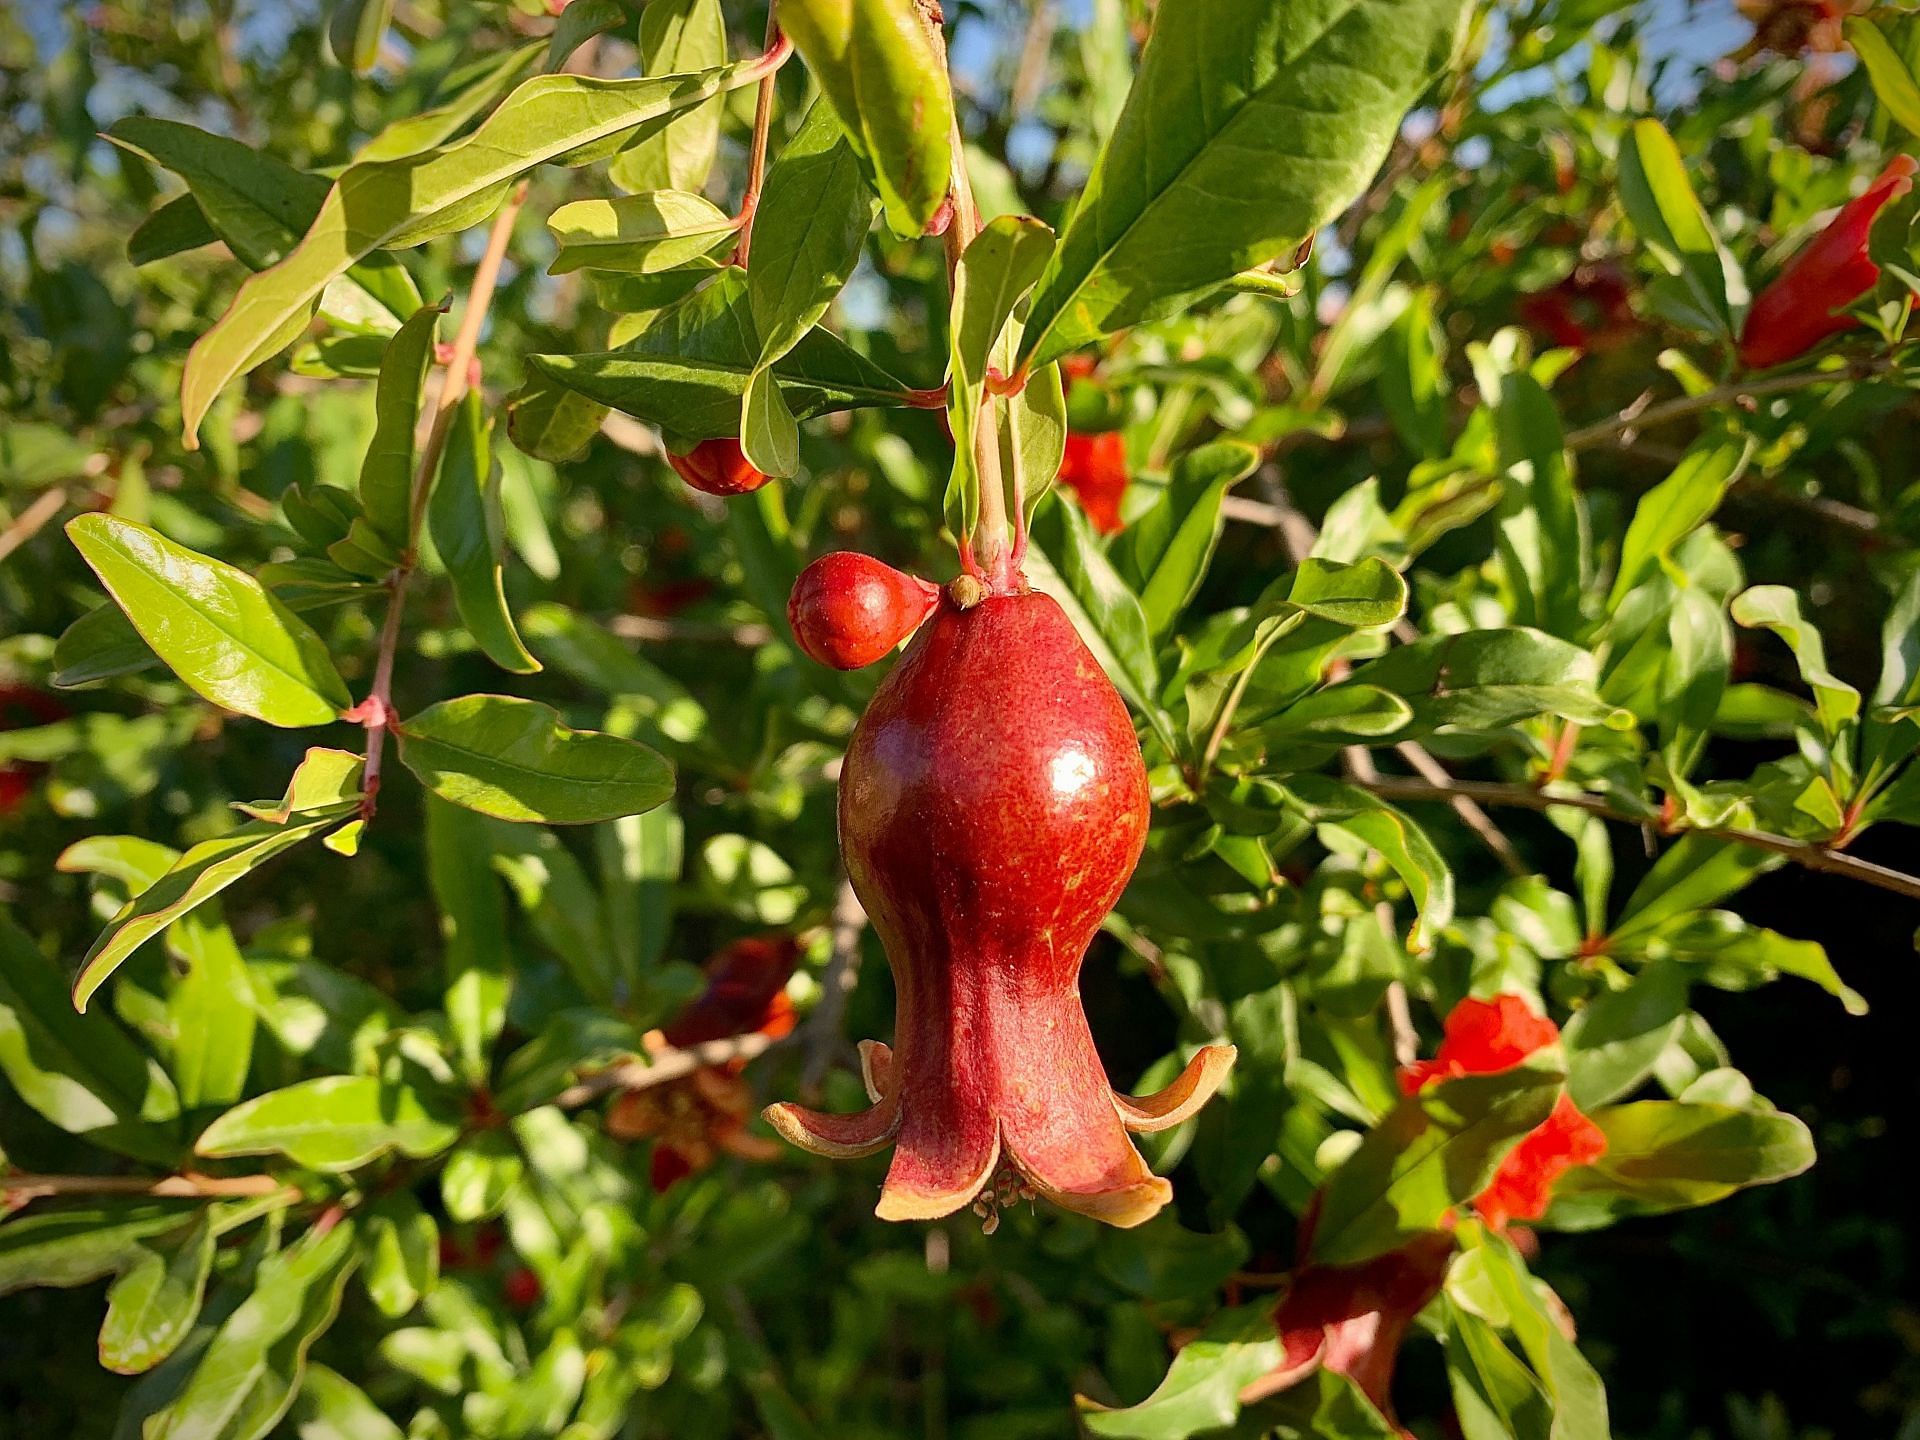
[428,393,540,675]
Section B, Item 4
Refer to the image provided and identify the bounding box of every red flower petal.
[1397,993,1559,1096]
[663,936,798,1049]
[1059,431,1129,534]
[1473,1093,1609,1229]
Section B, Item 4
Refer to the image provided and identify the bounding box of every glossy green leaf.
[1078,1303,1281,1438]
[355,44,545,164]
[288,1365,405,1440]
[1609,835,1780,946]
[178,53,770,443]
[165,909,258,1110]
[196,1075,459,1172]
[1846,18,1920,140]
[0,910,181,1151]
[358,302,442,549]
[99,1213,214,1375]
[1617,118,1746,338]
[441,1131,526,1222]
[128,192,218,267]
[1561,963,1689,1109]
[777,0,955,236]
[397,693,676,824]
[1288,775,1455,947]
[612,0,728,192]
[530,269,917,439]
[1730,584,1860,739]
[72,802,358,1013]
[749,97,876,366]
[1311,1054,1564,1265]
[67,514,351,727]
[506,373,607,464]
[1546,1101,1815,1227]
[361,1194,437,1319]
[1608,439,1751,610]
[1019,0,1471,369]
[1123,442,1259,639]
[147,1219,360,1440]
[1468,1234,1610,1440]
[1029,498,1161,717]
[1444,1303,1555,1440]
[428,392,540,675]
[0,1202,205,1298]
[1474,358,1585,639]
[1351,628,1614,736]
[327,0,394,73]
[546,190,738,275]
[741,362,801,478]
[426,794,513,1082]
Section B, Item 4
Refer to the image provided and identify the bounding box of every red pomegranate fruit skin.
[766,589,1234,1227]
[788,553,941,670]
[667,437,771,496]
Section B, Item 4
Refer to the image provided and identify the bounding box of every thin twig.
[0,487,70,566]
[1562,357,1900,452]
[552,1031,784,1110]
[799,877,870,1100]
[357,183,528,820]
[3,1171,289,1202]
[606,614,774,646]
[1352,773,1920,904]
[730,12,783,267]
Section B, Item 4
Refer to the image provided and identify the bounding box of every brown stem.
[1561,356,1899,452]
[731,12,783,268]
[1350,773,1920,904]
[553,1031,785,1109]
[0,486,69,567]
[3,1171,289,1202]
[358,183,527,821]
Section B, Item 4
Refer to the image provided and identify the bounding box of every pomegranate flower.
[765,590,1235,1228]
[1398,994,1606,1229]
[1058,431,1129,534]
[1,686,67,818]
[1738,156,1917,370]
[607,937,797,1191]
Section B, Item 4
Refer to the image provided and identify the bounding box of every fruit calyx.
[787,552,941,670]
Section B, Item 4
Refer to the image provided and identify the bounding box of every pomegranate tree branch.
[730,12,784,267]
[0,486,69,567]
[1349,772,1920,904]
[3,1171,291,1203]
[358,183,527,820]
[553,1031,785,1110]
[1561,355,1901,452]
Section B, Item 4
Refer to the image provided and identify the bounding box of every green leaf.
[147,1219,360,1440]
[946,215,1055,534]
[1286,776,1455,947]
[106,118,422,329]
[327,0,394,72]
[1,1202,205,1298]
[777,0,955,236]
[1466,1234,1610,1440]
[741,363,801,479]
[546,190,738,275]
[359,302,443,549]
[51,601,162,687]
[1029,498,1161,717]
[1018,0,1471,369]
[1607,439,1752,610]
[1444,1303,1555,1440]
[1546,1101,1815,1228]
[1123,442,1258,640]
[748,97,876,366]
[178,53,770,442]
[196,1075,460,1172]
[165,909,258,1110]
[428,392,540,675]
[356,44,545,164]
[1311,1055,1564,1265]
[288,1364,405,1440]
[129,192,220,267]
[1078,1303,1281,1439]
[99,1212,214,1375]
[0,911,181,1152]
[426,794,513,1083]
[72,803,358,1013]
[1617,118,1746,339]
[507,373,608,464]
[1351,628,1613,736]
[1473,358,1585,639]
[611,0,728,192]
[67,514,352,727]
[530,269,917,440]
[441,1132,525,1222]
[361,1194,438,1319]
[1609,835,1780,946]
[397,694,676,824]
[1730,585,1860,740]
[1561,963,1689,1109]
[1847,18,1920,139]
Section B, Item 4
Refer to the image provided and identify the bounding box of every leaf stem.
[1561,355,1900,452]
[3,1171,290,1203]
[358,182,528,822]
[731,13,784,268]
[1348,772,1920,904]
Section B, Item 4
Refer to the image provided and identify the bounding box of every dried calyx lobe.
[767,583,1233,1227]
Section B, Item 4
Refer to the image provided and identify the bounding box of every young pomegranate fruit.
[666,436,771,496]
[766,585,1235,1227]
[788,552,941,670]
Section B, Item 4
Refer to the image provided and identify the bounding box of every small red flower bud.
[787,552,941,670]
[923,194,955,237]
[666,437,772,497]
[1738,155,1917,370]
[1058,431,1129,534]
[1398,994,1607,1229]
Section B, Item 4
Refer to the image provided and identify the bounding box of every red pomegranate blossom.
[788,552,941,670]
[1398,994,1607,1229]
[766,586,1235,1227]
[1,686,67,817]
[667,436,772,496]
[1738,156,1917,370]
[607,936,797,1191]
[1058,431,1129,534]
